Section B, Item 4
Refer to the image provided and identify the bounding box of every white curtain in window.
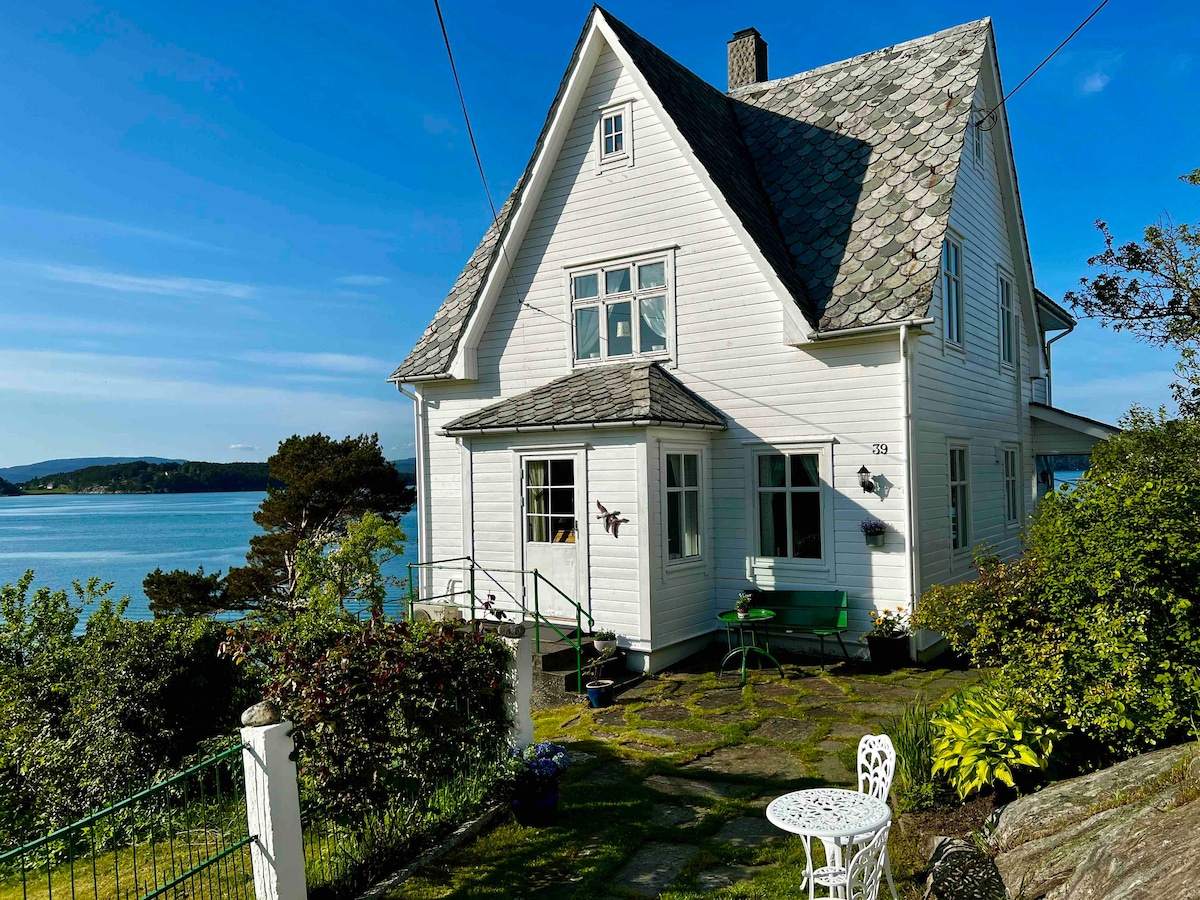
[639,295,668,351]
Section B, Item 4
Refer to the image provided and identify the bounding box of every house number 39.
[872,443,888,455]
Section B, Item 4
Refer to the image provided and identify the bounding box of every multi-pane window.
[998,274,1016,367]
[602,110,624,158]
[666,452,701,561]
[971,109,985,171]
[525,459,576,544]
[949,445,970,551]
[571,257,669,364]
[943,237,964,346]
[1003,447,1020,524]
[757,453,823,561]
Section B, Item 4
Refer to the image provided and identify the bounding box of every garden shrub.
[0,571,256,846]
[932,682,1058,799]
[916,409,1200,758]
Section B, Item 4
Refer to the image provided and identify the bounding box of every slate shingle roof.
[441,362,726,435]
[392,11,991,379]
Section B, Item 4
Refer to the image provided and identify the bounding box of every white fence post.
[241,704,308,900]
[499,625,534,750]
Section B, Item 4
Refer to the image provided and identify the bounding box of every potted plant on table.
[508,741,571,827]
[591,629,618,653]
[864,607,911,669]
[861,517,888,547]
[735,591,753,619]
[585,645,618,708]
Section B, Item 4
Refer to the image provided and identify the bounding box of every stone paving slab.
[649,803,705,827]
[714,816,783,847]
[827,721,873,741]
[752,716,819,743]
[638,704,692,722]
[708,709,756,726]
[696,864,760,890]
[593,707,627,726]
[612,842,699,897]
[694,690,744,709]
[683,745,807,781]
[645,774,741,799]
[640,726,721,745]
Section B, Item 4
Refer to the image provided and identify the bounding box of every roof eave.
[441,419,727,437]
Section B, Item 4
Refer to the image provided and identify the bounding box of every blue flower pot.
[512,787,559,827]
[586,679,615,708]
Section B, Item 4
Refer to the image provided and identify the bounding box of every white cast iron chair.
[810,822,891,899]
[813,734,898,898]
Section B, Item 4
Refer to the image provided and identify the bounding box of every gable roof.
[393,10,990,381]
[441,362,726,435]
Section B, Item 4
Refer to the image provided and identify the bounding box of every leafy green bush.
[916,409,1200,758]
[0,571,257,844]
[886,699,943,811]
[932,683,1058,799]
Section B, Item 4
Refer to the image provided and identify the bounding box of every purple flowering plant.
[508,740,571,792]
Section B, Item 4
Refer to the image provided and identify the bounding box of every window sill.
[665,557,705,574]
[749,557,830,574]
[573,352,671,369]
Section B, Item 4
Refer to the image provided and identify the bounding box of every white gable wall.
[416,37,921,661]
[914,77,1035,608]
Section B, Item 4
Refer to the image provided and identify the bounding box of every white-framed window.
[998,272,1016,368]
[949,444,971,552]
[524,458,577,544]
[665,451,702,562]
[596,101,633,169]
[1003,446,1020,524]
[755,450,825,562]
[569,253,671,365]
[943,236,964,347]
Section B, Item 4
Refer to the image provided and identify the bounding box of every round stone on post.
[241,700,282,728]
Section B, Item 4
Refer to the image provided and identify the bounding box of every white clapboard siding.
[415,36,934,658]
[914,76,1034,595]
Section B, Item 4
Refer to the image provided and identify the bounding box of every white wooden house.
[390,9,1116,670]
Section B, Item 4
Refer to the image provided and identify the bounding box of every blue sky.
[0,1,1196,467]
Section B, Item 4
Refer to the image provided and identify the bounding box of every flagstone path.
[396,658,975,899]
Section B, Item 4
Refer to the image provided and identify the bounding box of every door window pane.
[526,460,547,486]
[605,267,631,295]
[575,307,600,361]
[549,458,573,485]
[551,517,576,544]
[527,516,549,543]
[639,295,668,352]
[791,492,822,559]
[607,302,632,355]
[549,488,574,514]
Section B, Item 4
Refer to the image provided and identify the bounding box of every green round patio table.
[717,609,784,683]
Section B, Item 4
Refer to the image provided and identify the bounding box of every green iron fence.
[0,742,255,900]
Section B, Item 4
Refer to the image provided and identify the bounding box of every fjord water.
[0,492,419,620]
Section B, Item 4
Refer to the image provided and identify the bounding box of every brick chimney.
[727,28,767,90]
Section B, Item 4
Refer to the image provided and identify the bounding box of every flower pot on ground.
[586,679,615,708]
[508,741,571,827]
[861,517,888,547]
[863,606,911,669]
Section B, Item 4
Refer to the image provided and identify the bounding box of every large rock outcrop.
[987,742,1200,899]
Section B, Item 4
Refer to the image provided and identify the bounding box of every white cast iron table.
[766,788,891,898]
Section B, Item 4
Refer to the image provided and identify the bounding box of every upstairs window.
[596,101,633,170]
[998,273,1016,367]
[943,237,964,347]
[971,108,985,172]
[570,254,671,364]
[1003,446,1020,524]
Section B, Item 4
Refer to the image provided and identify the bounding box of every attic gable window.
[569,252,672,365]
[942,236,964,347]
[596,101,633,170]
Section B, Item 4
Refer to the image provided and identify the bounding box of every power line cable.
[978,0,1111,131]
[431,0,572,329]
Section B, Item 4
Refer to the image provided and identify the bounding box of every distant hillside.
[391,457,416,483]
[22,461,277,494]
[0,456,186,483]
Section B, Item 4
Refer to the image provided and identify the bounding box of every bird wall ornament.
[595,501,629,538]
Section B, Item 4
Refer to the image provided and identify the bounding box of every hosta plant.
[932,683,1058,799]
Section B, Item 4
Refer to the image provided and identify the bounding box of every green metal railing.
[407,557,595,690]
[0,742,254,900]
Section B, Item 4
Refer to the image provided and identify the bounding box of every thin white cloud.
[1080,72,1111,94]
[334,274,390,287]
[228,443,259,451]
[240,351,389,374]
[0,312,149,336]
[39,264,257,299]
[422,114,455,135]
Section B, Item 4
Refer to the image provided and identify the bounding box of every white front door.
[521,455,580,621]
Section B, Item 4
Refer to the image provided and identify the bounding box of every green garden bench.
[744,589,850,662]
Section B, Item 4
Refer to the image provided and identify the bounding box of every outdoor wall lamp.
[858,466,877,494]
